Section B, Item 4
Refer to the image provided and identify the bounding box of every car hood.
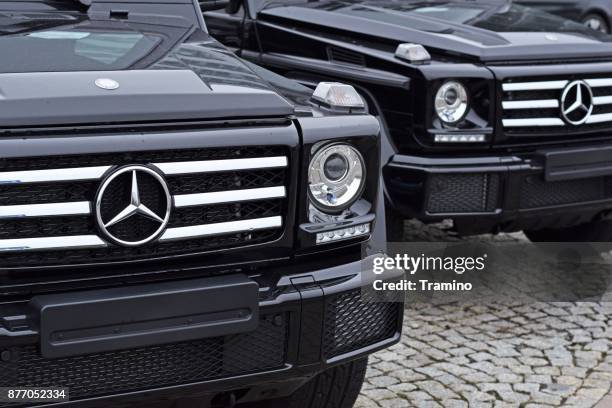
[0,10,295,127]
[258,0,612,62]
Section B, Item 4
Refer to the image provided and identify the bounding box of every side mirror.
[225,0,242,14]
[199,0,230,11]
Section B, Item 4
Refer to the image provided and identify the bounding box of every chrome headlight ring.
[308,143,365,212]
[435,80,469,124]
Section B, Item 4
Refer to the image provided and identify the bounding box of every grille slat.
[0,156,287,185]
[593,95,612,105]
[174,186,286,208]
[0,166,110,184]
[502,80,568,91]
[0,146,283,172]
[502,118,565,127]
[0,231,278,267]
[0,217,283,252]
[160,216,282,242]
[154,156,287,175]
[0,202,90,218]
[0,146,289,267]
[502,99,559,110]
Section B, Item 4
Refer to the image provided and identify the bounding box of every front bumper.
[0,254,403,407]
[384,144,612,234]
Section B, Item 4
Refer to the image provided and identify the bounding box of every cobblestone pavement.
[357,222,612,408]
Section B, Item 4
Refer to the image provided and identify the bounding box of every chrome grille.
[0,147,289,267]
[501,78,612,130]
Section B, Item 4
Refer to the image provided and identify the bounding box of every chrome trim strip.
[504,79,612,92]
[502,118,565,127]
[154,156,288,175]
[0,217,283,251]
[0,202,90,218]
[0,166,111,185]
[593,95,612,106]
[502,99,559,110]
[585,78,612,87]
[587,113,612,124]
[160,216,282,242]
[502,81,568,92]
[0,157,288,185]
[174,186,286,208]
[0,235,107,252]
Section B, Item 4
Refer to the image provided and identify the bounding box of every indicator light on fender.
[395,43,431,63]
[312,82,365,109]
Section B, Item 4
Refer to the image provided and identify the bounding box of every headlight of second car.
[308,143,365,212]
[434,80,469,124]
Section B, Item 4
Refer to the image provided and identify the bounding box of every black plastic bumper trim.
[385,146,612,225]
[543,144,612,182]
[32,274,259,359]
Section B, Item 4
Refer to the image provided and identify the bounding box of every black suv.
[205,0,612,242]
[0,0,402,406]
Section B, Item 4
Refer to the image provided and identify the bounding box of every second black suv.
[205,0,612,242]
[0,0,402,406]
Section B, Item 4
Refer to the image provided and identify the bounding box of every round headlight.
[308,144,365,211]
[435,81,469,124]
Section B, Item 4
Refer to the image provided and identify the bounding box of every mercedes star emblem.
[95,165,171,247]
[95,78,120,90]
[560,80,594,125]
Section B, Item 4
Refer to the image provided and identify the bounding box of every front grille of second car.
[0,146,289,268]
[500,76,612,140]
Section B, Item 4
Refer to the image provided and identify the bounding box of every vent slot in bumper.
[0,314,288,404]
[520,175,612,209]
[323,289,400,359]
[426,173,500,214]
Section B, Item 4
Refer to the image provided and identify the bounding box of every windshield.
[470,3,609,36]
[254,0,612,42]
[396,2,612,40]
[0,11,165,73]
